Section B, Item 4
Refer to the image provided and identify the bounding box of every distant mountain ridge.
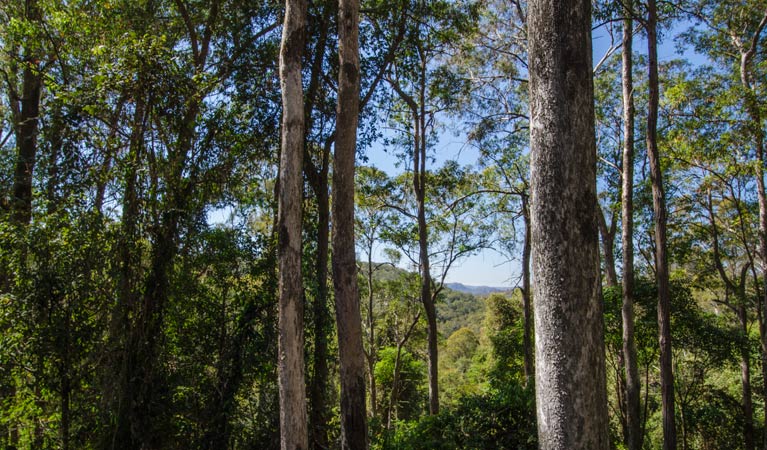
[444,282,508,296]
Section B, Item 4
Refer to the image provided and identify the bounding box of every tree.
[277,0,309,445]
[381,160,490,414]
[8,0,42,226]
[355,166,397,418]
[384,0,479,414]
[332,0,368,444]
[678,3,767,446]
[527,0,610,447]
[620,6,642,450]
[663,61,763,450]
[645,1,677,448]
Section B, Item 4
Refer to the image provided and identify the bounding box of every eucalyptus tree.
[297,0,410,441]
[679,3,767,447]
[355,165,397,418]
[593,57,624,290]
[332,0,369,444]
[381,159,490,413]
[5,0,42,226]
[620,5,641,449]
[449,0,533,384]
[590,23,643,448]
[277,0,309,444]
[384,0,479,414]
[527,0,610,447]
[664,64,762,450]
[644,0,677,447]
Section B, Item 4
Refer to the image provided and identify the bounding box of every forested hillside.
[1,0,766,449]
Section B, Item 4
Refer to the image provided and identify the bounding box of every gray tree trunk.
[527,0,610,448]
[277,0,309,445]
[621,11,642,450]
[332,0,369,445]
[645,2,677,449]
[11,0,42,225]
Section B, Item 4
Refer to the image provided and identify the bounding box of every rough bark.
[527,0,610,447]
[332,0,368,446]
[621,11,642,450]
[11,0,43,225]
[277,0,309,445]
[645,2,677,449]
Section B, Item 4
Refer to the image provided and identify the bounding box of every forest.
[1,0,766,448]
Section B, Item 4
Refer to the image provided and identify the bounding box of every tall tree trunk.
[386,55,439,416]
[415,57,440,417]
[416,167,440,416]
[527,0,610,447]
[521,195,534,385]
[332,0,368,446]
[111,86,145,450]
[277,0,309,445]
[302,8,333,445]
[646,2,677,449]
[11,0,42,225]
[420,229,439,415]
[621,11,642,450]
[310,182,331,450]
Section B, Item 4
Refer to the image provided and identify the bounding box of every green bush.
[374,382,537,450]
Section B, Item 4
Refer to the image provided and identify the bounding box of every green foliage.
[375,346,427,422]
[1,0,766,447]
[483,293,527,387]
[374,382,536,450]
[437,290,485,336]
[439,327,486,405]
